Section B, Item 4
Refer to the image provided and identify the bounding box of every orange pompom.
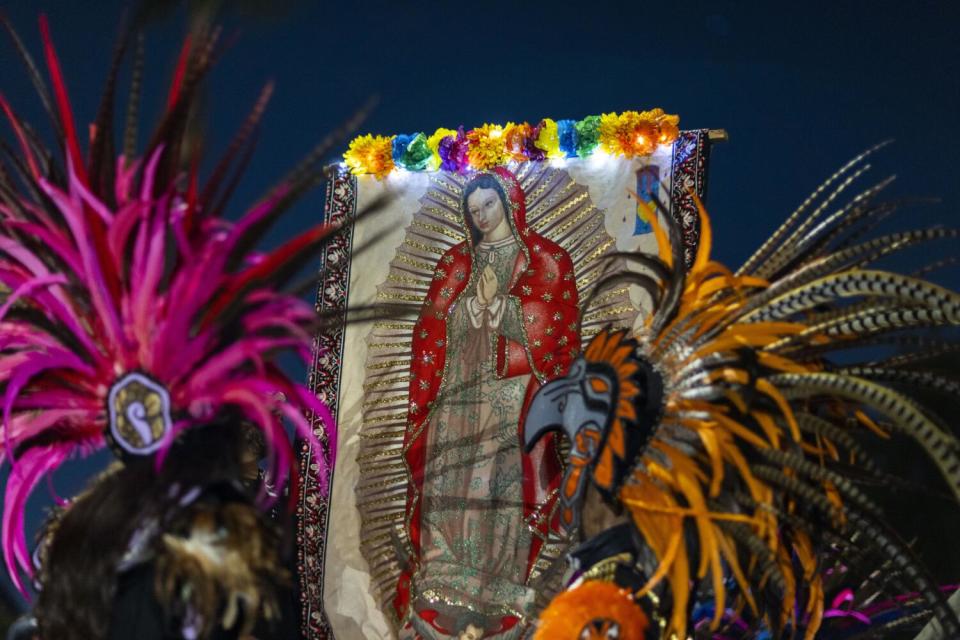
[534,581,648,640]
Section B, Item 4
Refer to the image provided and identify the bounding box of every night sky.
[1,0,958,610]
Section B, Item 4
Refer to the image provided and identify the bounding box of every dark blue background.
[1,0,958,610]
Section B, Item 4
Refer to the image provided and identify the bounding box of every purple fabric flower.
[439,127,469,173]
[524,121,546,162]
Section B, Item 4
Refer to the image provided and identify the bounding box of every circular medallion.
[107,372,173,456]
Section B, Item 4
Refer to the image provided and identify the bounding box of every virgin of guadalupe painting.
[398,167,580,638]
[298,130,713,640]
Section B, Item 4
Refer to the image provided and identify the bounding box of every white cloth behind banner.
[319,152,672,639]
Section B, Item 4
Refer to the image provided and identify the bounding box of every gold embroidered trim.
[363,375,410,390]
[362,412,407,425]
[366,359,409,371]
[386,273,429,287]
[362,394,408,409]
[411,219,466,242]
[358,429,406,441]
[583,305,636,322]
[376,291,424,303]
[394,253,435,272]
[357,447,404,462]
[403,238,445,256]
[533,192,590,231]
[421,205,462,226]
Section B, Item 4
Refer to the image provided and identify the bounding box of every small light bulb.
[588,148,611,166]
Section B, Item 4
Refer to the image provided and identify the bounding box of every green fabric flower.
[399,132,433,171]
[574,115,601,157]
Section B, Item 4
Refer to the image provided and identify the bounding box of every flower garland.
[343,109,679,178]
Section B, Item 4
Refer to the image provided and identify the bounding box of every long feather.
[754,164,876,279]
[0,18,371,603]
[774,373,960,501]
[737,141,891,276]
[746,270,960,323]
[2,442,70,594]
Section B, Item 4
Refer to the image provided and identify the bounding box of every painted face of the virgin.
[466,187,512,242]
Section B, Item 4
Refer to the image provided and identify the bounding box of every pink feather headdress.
[0,17,343,593]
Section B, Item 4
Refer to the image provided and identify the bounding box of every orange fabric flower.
[599,110,680,157]
[503,122,533,161]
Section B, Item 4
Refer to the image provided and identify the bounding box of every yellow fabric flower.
[343,134,395,179]
[599,111,651,156]
[598,112,624,155]
[535,118,564,159]
[466,123,506,169]
[427,127,458,170]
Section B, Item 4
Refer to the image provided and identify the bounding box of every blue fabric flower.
[557,119,578,157]
[392,133,416,163]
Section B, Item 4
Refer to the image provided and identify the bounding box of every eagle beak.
[523,375,582,452]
